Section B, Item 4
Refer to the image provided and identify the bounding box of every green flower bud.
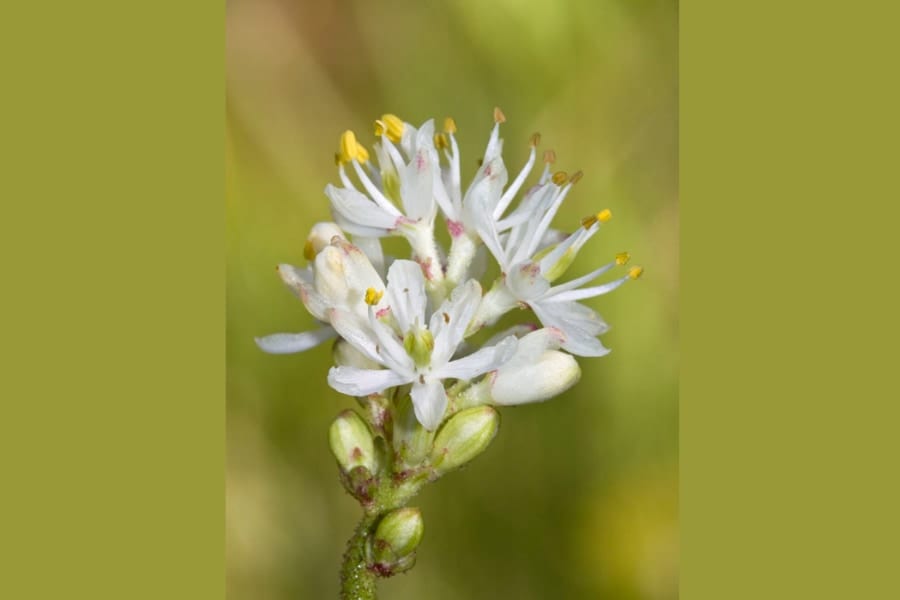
[328,410,376,474]
[392,395,435,467]
[370,507,424,574]
[430,406,500,474]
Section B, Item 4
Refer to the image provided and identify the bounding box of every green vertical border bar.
[683,1,900,599]
[0,1,224,598]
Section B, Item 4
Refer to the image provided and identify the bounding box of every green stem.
[340,514,378,600]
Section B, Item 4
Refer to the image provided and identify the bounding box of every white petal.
[541,274,630,303]
[353,236,385,278]
[411,379,448,431]
[330,238,386,296]
[436,335,517,381]
[385,260,427,332]
[506,261,551,302]
[530,301,611,357]
[468,187,507,268]
[328,366,411,397]
[326,184,398,237]
[254,327,337,354]
[400,120,436,221]
[328,308,383,365]
[430,279,482,366]
[368,307,416,377]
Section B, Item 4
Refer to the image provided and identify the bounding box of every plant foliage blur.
[227,0,677,598]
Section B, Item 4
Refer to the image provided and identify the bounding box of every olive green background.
[3,0,900,599]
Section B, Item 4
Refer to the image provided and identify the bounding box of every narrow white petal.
[385,260,427,332]
[326,184,398,237]
[328,366,411,397]
[350,160,404,217]
[254,327,337,354]
[368,307,416,376]
[436,335,517,381]
[411,379,448,431]
[542,262,617,297]
[328,308,383,365]
[541,274,630,303]
[430,279,482,365]
[493,146,536,219]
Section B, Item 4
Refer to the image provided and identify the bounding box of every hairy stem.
[340,514,378,600]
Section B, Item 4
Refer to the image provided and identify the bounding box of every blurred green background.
[227,0,677,598]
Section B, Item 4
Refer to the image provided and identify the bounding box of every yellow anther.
[434,132,449,150]
[355,144,369,163]
[543,149,557,164]
[365,288,384,306]
[333,152,342,167]
[380,114,404,143]
[552,171,568,185]
[339,130,358,163]
[615,252,630,266]
[304,240,316,261]
[569,170,584,184]
[628,266,644,280]
[373,120,387,137]
[493,106,506,124]
[581,209,612,229]
[443,117,457,134]
[529,132,541,147]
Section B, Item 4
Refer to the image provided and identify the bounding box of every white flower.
[463,125,643,356]
[255,230,387,354]
[326,119,446,290]
[327,260,517,430]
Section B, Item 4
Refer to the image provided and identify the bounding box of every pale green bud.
[328,410,376,474]
[392,395,435,467]
[370,507,424,574]
[430,406,500,474]
[402,328,434,368]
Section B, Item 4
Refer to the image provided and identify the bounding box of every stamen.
[333,152,341,167]
[569,170,584,184]
[381,114,405,143]
[339,130,358,164]
[629,266,644,280]
[434,132,449,150]
[355,144,369,163]
[597,209,612,223]
[443,117,457,134]
[365,288,384,305]
[529,132,541,147]
[543,149,556,164]
[304,240,316,261]
[493,106,506,124]
[552,171,568,185]
[615,252,630,265]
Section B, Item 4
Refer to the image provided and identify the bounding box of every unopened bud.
[306,222,345,257]
[430,406,499,474]
[328,410,376,474]
[491,350,581,405]
[369,507,424,575]
[392,395,435,467]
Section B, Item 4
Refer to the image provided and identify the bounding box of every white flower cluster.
[257,109,642,431]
